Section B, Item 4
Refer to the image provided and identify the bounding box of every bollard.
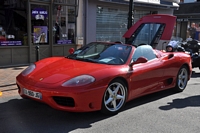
[35,45,40,61]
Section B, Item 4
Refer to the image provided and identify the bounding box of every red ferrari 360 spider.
[16,14,192,115]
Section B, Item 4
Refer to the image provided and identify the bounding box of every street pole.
[127,0,133,30]
[126,0,134,44]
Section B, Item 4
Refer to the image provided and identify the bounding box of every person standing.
[187,22,196,39]
[196,23,200,40]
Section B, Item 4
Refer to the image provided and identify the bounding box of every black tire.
[174,66,189,92]
[101,79,127,115]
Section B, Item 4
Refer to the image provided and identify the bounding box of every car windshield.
[67,42,132,65]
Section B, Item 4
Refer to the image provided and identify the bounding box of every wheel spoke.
[178,79,185,88]
[114,84,120,94]
[180,80,184,86]
[112,100,117,110]
[105,97,113,105]
[116,94,124,100]
[180,70,184,76]
[108,87,114,95]
[182,75,186,79]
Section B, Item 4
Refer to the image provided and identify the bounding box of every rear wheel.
[174,66,188,92]
[101,79,127,115]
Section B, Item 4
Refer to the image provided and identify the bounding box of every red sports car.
[16,14,192,115]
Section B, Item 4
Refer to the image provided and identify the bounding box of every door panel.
[123,14,176,50]
[129,59,164,99]
[123,14,176,40]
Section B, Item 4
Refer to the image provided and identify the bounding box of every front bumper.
[16,77,106,112]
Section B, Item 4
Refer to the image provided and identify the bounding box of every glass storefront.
[31,4,49,45]
[0,0,28,46]
[0,0,77,66]
[0,0,77,47]
[52,4,76,44]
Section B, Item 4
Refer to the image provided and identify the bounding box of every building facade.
[0,0,78,67]
[86,0,179,44]
[0,0,179,67]
[174,1,200,40]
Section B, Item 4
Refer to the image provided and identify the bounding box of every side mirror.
[69,48,75,54]
[129,57,148,69]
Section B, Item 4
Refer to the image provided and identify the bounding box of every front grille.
[53,96,75,107]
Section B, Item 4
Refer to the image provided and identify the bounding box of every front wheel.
[174,66,189,92]
[101,79,127,115]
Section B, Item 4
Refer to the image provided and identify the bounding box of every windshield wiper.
[76,58,98,63]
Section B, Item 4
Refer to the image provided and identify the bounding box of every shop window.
[0,0,28,46]
[53,4,76,44]
[31,4,49,45]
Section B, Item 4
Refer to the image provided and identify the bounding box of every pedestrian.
[195,23,200,40]
[187,22,196,39]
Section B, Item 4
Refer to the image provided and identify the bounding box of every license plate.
[23,88,42,99]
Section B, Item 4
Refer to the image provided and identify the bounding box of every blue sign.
[0,41,22,46]
[32,8,48,19]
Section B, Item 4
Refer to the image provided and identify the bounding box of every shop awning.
[174,3,200,15]
[98,0,179,9]
[174,3,200,20]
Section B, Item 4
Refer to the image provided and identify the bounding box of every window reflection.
[31,4,49,45]
[0,0,27,46]
[53,4,75,44]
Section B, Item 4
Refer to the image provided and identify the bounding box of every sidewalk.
[0,66,27,94]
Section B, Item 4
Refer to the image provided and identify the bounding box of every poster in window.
[33,26,48,43]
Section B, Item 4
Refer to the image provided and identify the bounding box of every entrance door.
[30,3,51,62]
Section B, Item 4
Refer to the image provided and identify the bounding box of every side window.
[132,45,157,61]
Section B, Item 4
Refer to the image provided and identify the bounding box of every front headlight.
[62,75,95,87]
[21,64,36,76]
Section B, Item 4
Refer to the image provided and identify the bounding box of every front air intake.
[53,96,75,107]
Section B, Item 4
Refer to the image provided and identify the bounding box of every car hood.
[29,58,111,84]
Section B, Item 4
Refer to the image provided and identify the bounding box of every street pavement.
[0,66,27,97]
[0,66,200,133]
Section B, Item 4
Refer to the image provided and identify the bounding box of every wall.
[86,0,175,44]
[86,0,97,44]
